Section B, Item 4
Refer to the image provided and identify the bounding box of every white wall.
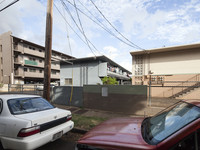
[60,62,104,86]
[143,49,200,75]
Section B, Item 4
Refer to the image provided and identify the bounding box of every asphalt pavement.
[0,132,82,150]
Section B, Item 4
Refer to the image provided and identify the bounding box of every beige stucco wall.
[177,87,200,100]
[0,31,13,84]
[148,49,200,75]
[132,48,200,77]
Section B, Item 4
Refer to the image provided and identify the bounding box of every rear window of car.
[7,97,55,115]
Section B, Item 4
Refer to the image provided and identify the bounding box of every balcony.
[24,72,43,78]
[51,73,60,79]
[14,58,23,65]
[107,70,130,80]
[13,44,23,53]
[24,71,60,79]
[14,69,24,77]
[51,64,60,70]
[107,66,130,80]
[24,47,45,58]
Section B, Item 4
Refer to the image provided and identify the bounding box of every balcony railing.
[107,70,130,80]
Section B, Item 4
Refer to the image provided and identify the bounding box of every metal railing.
[150,74,200,98]
[7,84,44,96]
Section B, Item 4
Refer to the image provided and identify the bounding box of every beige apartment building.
[130,43,200,99]
[0,31,74,84]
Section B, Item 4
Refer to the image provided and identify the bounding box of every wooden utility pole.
[43,0,53,101]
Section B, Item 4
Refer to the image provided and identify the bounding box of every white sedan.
[0,94,74,150]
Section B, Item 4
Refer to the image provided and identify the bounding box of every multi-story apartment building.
[60,55,131,86]
[0,31,74,84]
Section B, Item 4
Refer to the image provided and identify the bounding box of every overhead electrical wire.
[72,0,96,56]
[0,0,19,12]
[60,2,74,105]
[89,0,144,50]
[54,2,100,56]
[65,0,144,50]
[61,1,72,56]
[61,0,101,56]
[67,0,141,48]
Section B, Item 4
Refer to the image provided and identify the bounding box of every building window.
[24,68,27,72]
[39,70,42,73]
[29,46,35,50]
[39,59,42,63]
[29,68,36,72]
[65,78,72,85]
[39,49,42,52]
[135,76,143,85]
[0,45,2,52]
[1,57,3,64]
[52,53,56,57]
[29,57,35,61]
[158,76,164,81]
[151,77,156,82]
[24,44,28,48]
[51,71,57,75]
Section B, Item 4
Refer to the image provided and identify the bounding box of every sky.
[0,0,200,72]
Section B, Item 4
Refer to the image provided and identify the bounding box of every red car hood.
[78,117,155,150]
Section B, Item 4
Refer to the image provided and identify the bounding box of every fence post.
[148,75,151,107]
[8,84,10,92]
[182,82,183,92]
[21,85,23,93]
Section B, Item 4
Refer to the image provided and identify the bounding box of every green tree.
[101,77,119,85]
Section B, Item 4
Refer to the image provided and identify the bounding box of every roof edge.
[130,43,200,55]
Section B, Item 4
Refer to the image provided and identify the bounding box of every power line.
[54,2,87,45]
[60,0,101,55]
[54,2,101,55]
[89,0,144,50]
[66,0,143,49]
[0,0,19,12]
[61,1,72,56]
[72,0,96,56]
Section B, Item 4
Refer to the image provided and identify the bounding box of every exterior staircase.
[169,74,200,99]
[170,82,200,98]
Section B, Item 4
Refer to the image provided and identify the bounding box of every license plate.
[52,131,63,141]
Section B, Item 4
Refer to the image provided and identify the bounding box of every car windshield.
[7,97,55,115]
[142,101,200,145]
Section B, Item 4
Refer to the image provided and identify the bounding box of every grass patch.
[72,114,107,131]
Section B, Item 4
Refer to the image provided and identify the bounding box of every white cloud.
[103,46,119,60]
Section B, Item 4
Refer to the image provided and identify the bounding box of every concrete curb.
[71,128,88,134]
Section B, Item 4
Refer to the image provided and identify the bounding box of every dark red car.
[76,100,200,150]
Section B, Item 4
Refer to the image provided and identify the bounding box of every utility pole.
[43,0,53,101]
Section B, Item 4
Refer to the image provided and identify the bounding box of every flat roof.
[60,55,131,74]
[130,43,200,55]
